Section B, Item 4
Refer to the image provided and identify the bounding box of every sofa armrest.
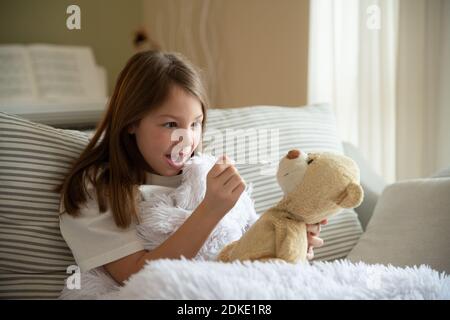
[347,177,450,273]
[342,141,386,230]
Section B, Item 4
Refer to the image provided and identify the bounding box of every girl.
[58,50,326,287]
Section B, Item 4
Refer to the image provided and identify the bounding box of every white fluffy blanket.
[62,259,450,300]
[136,154,258,261]
[59,154,450,300]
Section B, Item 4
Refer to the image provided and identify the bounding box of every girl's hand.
[306,219,328,260]
[201,155,246,219]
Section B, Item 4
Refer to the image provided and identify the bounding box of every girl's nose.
[287,149,301,159]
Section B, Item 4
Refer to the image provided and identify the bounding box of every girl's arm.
[105,155,245,285]
[104,201,223,285]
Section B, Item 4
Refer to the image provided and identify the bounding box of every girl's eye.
[163,122,177,128]
[191,121,202,128]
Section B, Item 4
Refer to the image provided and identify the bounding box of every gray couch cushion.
[347,177,450,273]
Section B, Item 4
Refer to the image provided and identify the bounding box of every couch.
[1,103,449,299]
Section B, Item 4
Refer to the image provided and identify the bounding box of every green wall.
[0,0,143,94]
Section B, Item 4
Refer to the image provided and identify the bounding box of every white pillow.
[203,104,363,261]
[347,178,450,273]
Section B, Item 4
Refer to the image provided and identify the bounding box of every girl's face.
[129,85,204,176]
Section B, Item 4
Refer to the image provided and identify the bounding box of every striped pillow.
[0,112,89,299]
[203,104,363,261]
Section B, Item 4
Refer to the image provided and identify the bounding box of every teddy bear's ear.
[336,183,364,209]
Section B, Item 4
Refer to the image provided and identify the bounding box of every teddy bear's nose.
[287,149,301,159]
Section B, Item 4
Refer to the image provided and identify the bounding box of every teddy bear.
[217,149,364,263]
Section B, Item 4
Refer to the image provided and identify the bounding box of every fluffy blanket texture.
[61,259,450,300]
[136,154,258,261]
[59,154,450,300]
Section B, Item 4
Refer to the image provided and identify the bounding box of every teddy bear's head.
[276,149,363,224]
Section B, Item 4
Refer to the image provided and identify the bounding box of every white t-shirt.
[59,171,183,272]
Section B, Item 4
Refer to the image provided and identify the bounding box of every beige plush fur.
[217,149,364,263]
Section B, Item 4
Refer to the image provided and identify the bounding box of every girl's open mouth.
[165,154,185,169]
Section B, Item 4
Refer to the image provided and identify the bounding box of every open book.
[0,44,107,103]
[0,44,108,125]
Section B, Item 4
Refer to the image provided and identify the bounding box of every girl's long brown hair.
[57,51,209,228]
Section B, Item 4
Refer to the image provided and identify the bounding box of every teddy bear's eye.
[307,158,314,165]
